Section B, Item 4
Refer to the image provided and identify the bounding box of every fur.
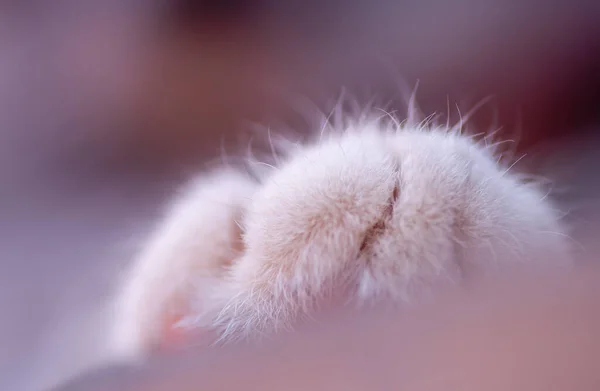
[110,106,570,359]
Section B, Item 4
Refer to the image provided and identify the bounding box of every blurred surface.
[53,265,600,391]
[0,1,599,390]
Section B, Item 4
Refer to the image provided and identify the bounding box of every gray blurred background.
[0,1,599,390]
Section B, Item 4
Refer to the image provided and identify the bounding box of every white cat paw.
[111,116,570,357]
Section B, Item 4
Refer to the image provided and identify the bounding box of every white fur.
[111,170,257,357]
[111,112,570,358]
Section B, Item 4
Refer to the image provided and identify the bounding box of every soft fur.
[111,106,570,359]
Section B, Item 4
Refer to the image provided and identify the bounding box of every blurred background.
[0,1,599,390]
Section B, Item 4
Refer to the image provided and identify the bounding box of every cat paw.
[111,117,570,357]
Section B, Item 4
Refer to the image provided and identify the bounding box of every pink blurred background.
[0,1,599,390]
